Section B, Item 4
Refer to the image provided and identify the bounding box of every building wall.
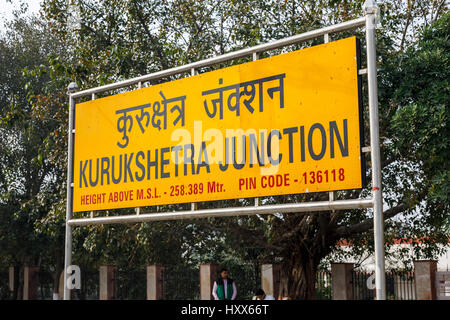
[328,243,450,271]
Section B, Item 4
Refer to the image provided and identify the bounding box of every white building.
[329,238,450,271]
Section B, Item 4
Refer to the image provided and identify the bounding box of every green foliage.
[392,12,449,205]
[0,12,67,276]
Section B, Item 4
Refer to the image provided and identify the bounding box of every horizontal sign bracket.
[68,198,373,226]
[358,68,368,75]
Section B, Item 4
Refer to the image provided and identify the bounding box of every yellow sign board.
[73,36,364,212]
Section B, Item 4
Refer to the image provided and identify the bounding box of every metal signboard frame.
[64,2,385,299]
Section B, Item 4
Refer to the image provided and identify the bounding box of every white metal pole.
[64,86,77,300]
[364,0,386,300]
[68,199,373,226]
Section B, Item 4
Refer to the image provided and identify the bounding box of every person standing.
[212,268,237,300]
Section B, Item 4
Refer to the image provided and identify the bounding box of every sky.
[0,0,42,27]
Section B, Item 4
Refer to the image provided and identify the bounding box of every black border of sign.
[71,101,76,211]
[356,37,367,188]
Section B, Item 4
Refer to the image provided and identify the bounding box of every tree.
[388,11,449,253]
[0,7,68,298]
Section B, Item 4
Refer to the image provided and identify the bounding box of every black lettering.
[79,160,88,188]
[124,153,134,182]
[219,138,229,172]
[232,136,246,170]
[283,126,298,163]
[330,119,349,158]
[147,149,158,180]
[308,123,326,160]
[171,145,182,177]
[89,159,99,187]
[101,157,110,185]
[160,147,170,179]
[268,129,282,165]
[196,141,211,174]
[248,133,265,167]
[135,151,145,181]
[184,144,195,176]
[111,155,122,184]
[300,126,306,162]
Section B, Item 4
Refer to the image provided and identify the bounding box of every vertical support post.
[363,0,385,300]
[435,271,450,300]
[23,266,39,300]
[64,84,77,300]
[58,270,65,299]
[200,264,219,300]
[331,263,354,300]
[414,260,437,300]
[8,266,15,293]
[99,265,117,300]
[147,265,165,300]
[261,264,281,298]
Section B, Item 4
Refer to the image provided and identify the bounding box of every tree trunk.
[285,252,319,300]
[280,224,335,300]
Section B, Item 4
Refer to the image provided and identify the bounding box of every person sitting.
[253,288,275,300]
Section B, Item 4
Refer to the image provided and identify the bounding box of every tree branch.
[278,213,309,241]
[194,218,282,251]
[131,0,169,70]
[334,202,409,237]
[400,0,415,52]
[432,0,446,24]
